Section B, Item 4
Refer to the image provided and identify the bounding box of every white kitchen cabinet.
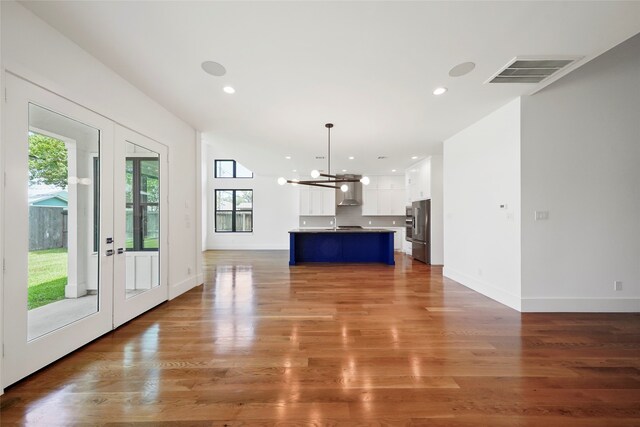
[322,188,336,215]
[362,175,405,216]
[388,227,405,250]
[379,175,404,190]
[309,189,323,215]
[299,185,310,215]
[378,189,391,215]
[390,191,405,215]
[403,234,412,254]
[362,188,378,216]
[299,185,335,216]
[406,159,431,202]
[366,176,379,190]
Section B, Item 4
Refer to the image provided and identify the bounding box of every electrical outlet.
[614,281,622,291]
[188,267,192,275]
[368,221,372,225]
[303,220,306,225]
[392,220,396,225]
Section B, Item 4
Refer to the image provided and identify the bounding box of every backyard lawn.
[125,237,159,250]
[28,248,67,310]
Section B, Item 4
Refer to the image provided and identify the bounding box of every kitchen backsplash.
[299,204,405,228]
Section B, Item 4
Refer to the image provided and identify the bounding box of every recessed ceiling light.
[223,86,235,94]
[433,87,447,95]
[411,156,418,160]
[392,169,397,172]
[342,169,347,172]
[201,61,227,77]
[285,156,291,160]
[348,156,355,160]
[292,169,297,172]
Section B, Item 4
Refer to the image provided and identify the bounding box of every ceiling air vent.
[315,156,325,160]
[488,58,577,84]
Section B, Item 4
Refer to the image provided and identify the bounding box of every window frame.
[214,159,253,179]
[215,189,253,233]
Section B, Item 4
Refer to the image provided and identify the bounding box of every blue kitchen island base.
[289,229,395,266]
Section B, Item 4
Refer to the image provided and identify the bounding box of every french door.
[112,127,168,328]
[2,74,168,386]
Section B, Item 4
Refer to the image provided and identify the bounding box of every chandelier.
[277,123,370,191]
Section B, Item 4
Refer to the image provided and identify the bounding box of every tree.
[29,133,68,189]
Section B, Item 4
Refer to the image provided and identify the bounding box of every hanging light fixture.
[278,123,369,192]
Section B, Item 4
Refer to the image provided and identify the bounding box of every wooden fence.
[29,206,68,251]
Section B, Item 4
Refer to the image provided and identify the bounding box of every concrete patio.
[27,295,97,341]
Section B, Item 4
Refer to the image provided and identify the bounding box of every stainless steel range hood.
[336,174,362,206]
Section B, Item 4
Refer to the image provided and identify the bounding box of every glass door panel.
[27,104,100,340]
[113,127,167,328]
[124,143,160,298]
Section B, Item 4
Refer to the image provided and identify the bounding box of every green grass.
[125,237,159,250]
[28,277,68,310]
[28,248,67,310]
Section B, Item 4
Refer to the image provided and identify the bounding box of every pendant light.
[277,123,370,191]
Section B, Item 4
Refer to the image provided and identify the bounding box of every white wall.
[443,98,522,311]
[1,1,201,298]
[200,137,208,253]
[429,155,444,265]
[205,143,299,250]
[520,33,640,312]
[195,132,204,285]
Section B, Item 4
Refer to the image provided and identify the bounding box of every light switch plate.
[534,211,549,221]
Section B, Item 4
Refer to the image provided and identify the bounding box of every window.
[126,157,160,250]
[215,159,253,178]
[215,189,253,232]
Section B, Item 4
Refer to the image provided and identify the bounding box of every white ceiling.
[21,1,640,176]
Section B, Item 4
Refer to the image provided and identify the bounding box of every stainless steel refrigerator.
[411,199,430,264]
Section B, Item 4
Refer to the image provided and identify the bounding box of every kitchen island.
[288,228,395,266]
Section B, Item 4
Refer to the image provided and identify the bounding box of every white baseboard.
[521,297,640,313]
[195,272,204,286]
[169,276,199,300]
[443,267,521,311]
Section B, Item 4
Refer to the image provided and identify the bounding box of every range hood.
[336,174,362,206]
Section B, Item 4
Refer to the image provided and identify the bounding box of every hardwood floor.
[1,251,639,425]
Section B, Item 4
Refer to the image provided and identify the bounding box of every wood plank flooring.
[1,251,639,425]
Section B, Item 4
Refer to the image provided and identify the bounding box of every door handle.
[117,248,124,254]
[105,249,114,256]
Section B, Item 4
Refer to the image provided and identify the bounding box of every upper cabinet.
[362,175,405,216]
[299,184,336,216]
[406,158,432,202]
